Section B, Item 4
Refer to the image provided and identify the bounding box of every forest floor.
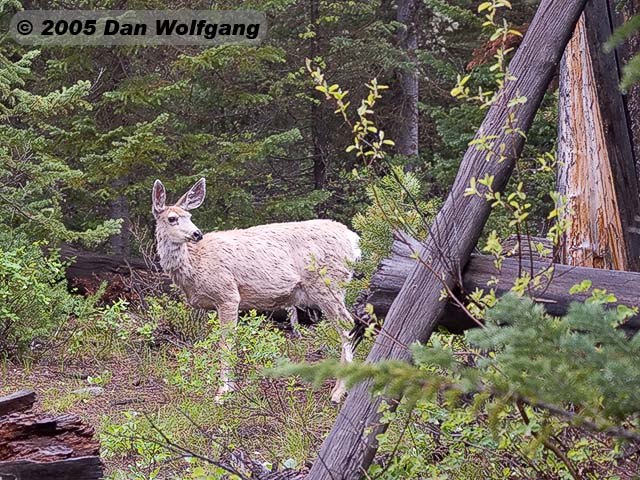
[2,296,637,479]
[0,313,346,479]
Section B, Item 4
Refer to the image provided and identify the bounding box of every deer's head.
[152,178,206,244]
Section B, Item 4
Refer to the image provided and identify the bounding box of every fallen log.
[0,390,35,416]
[360,234,640,333]
[0,457,103,480]
[0,391,103,480]
[60,245,173,304]
[61,245,157,277]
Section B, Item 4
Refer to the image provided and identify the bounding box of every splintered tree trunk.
[608,0,640,179]
[308,1,588,478]
[396,0,420,169]
[558,0,640,271]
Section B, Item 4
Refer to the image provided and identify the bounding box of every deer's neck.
[155,229,195,288]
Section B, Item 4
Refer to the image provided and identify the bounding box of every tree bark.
[0,391,35,416]
[308,1,588,478]
[0,391,103,480]
[558,0,640,271]
[103,56,133,256]
[608,0,640,180]
[395,0,420,169]
[360,233,640,334]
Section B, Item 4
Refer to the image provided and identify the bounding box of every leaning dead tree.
[308,0,589,478]
[608,0,640,178]
[558,0,640,270]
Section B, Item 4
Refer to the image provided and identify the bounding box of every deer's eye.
[168,216,178,224]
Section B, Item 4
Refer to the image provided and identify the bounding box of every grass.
[0,302,350,479]
[2,297,637,480]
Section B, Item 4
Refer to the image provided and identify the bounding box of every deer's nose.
[192,230,203,241]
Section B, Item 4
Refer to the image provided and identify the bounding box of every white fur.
[153,179,359,402]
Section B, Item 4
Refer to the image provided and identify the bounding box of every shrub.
[0,236,90,359]
[282,293,640,478]
[170,310,287,395]
[349,166,438,304]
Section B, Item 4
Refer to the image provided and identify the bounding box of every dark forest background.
[0,0,554,253]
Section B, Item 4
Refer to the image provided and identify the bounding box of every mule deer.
[152,178,360,402]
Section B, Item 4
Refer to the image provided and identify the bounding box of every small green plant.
[0,236,97,359]
[170,311,286,395]
[87,369,112,387]
[96,299,131,342]
[135,321,158,344]
[101,411,172,480]
[145,295,207,342]
[68,297,133,358]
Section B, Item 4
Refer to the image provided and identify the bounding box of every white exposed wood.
[558,3,640,271]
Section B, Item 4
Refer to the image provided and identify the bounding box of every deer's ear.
[176,178,206,211]
[152,180,166,216]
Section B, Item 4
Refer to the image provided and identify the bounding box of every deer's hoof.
[330,390,346,405]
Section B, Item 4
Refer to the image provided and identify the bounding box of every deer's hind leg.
[313,297,355,404]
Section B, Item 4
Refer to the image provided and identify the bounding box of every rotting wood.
[359,233,640,334]
[0,390,103,480]
[308,1,589,478]
[0,391,35,416]
[0,456,103,480]
[558,0,640,271]
[0,412,100,462]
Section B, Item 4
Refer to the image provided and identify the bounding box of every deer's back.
[187,220,359,310]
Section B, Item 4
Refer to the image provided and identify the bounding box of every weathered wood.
[0,412,100,462]
[558,0,640,270]
[309,1,589,478]
[608,0,640,180]
[0,456,103,480]
[0,390,103,480]
[0,391,35,416]
[362,234,640,333]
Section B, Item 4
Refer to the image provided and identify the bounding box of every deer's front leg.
[214,300,239,403]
